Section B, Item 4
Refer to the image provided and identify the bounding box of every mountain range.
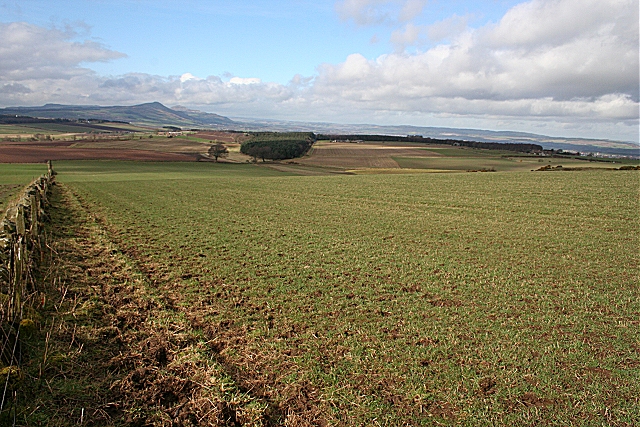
[2,102,638,156]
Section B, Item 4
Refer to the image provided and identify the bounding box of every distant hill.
[2,102,637,156]
[0,102,235,128]
[232,118,640,157]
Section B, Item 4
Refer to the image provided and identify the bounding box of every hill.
[0,102,235,128]
[233,118,640,157]
[1,102,637,156]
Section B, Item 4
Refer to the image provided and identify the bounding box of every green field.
[393,147,634,172]
[0,163,48,212]
[0,122,146,136]
[28,160,637,425]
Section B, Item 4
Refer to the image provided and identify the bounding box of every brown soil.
[298,141,441,169]
[0,144,197,162]
[0,141,76,147]
[194,131,251,144]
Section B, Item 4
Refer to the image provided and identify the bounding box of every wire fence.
[0,162,55,419]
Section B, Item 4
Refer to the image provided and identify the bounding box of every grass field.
[0,123,97,134]
[0,124,55,135]
[0,163,48,212]
[23,160,636,425]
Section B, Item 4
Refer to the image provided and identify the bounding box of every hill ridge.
[0,102,235,128]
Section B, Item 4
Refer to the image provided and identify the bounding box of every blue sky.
[1,0,638,142]
[3,0,521,83]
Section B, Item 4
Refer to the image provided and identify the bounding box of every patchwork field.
[0,134,252,163]
[299,141,437,169]
[14,160,636,425]
[2,135,636,176]
[298,141,633,173]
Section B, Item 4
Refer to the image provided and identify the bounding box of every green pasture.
[56,160,289,182]
[0,123,81,134]
[96,122,150,132]
[0,163,48,184]
[0,124,59,135]
[0,163,48,212]
[0,122,132,135]
[394,152,626,172]
[419,147,519,157]
[23,123,106,133]
[49,161,640,424]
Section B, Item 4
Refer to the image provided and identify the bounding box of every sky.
[1,0,638,142]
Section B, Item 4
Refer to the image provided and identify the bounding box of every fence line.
[0,161,55,414]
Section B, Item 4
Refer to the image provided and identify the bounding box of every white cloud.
[427,14,468,42]
[229,77,262,85]
[0,22,126,81]
[398,0,428,22]
[483,0,630,48]
[317,0,638,119]
[179,73,201,83]
[390,23,426,51]
[0,0,637,142]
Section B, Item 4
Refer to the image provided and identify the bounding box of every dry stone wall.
[0,162,54,405]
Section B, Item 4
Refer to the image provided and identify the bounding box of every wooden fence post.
[10,237,24,319]
[30,194,39,236]
[15,206,26,236]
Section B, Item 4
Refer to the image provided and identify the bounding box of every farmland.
[11,159,637,425]
[0,163,47,212]
[297,141,635,173]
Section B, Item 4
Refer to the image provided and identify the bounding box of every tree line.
[318,134,543,153]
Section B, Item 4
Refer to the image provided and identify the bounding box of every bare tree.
[208,142,229,162]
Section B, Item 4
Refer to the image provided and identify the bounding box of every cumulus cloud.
[0,0,637,141]
[318,0,638,125]
[179,73,201,83]
[0,22,126,81]
[229,77,261,85]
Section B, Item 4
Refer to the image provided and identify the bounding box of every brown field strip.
[298,141,442,169]
[0,144,197,162]
[194,131,251,143]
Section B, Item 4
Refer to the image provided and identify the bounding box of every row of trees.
[209,131,545,162]
[319,134,543,153]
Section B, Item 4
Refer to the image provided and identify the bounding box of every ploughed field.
[50,162,639,424]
